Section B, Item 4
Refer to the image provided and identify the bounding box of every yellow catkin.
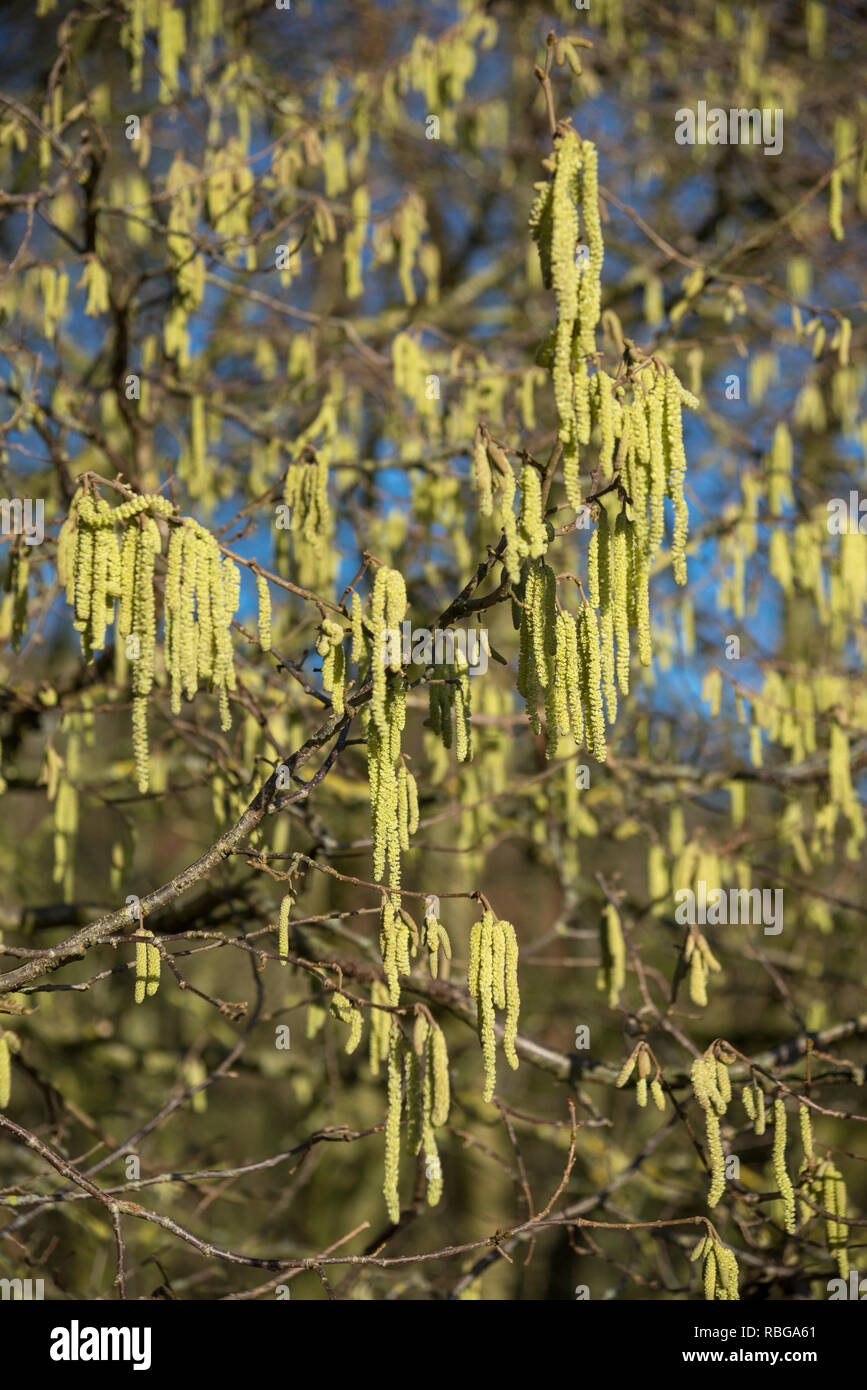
[500,919,520,1069]
[0,1034,10,1108]
[331,992,363,1054]
[595,507,617,722]
[424,909,443,977]
[703,1243,717,1300]
[278,893,293,963]
[134,927,159,1004]
[559,608,584,747]
[715,1243,740,1300]
[689,1235,708,1264]
[689,948,708,1006]
[578,140,603,354]
[549,131,582,449]
[664,369,690,585]
[383,1020,403,1222]
[772,1098,797,1234]
[799,1103,814,1163]
[705,1109,726,1207]
[477,910,497,1101]
[598,902,625,1005]
[256,573,272,652]
[615,1051,637,1087]
[350,589,365,665]
[517,462,548,559]
[429,1021,450,1128]
[612,513,631,693]
[579,602,607,761]
[647,377,666,557]
[635,550,652,667]
[472,425,494,516]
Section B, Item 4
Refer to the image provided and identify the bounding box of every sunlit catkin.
[664,369,690,585]
[468,909,520,1101]
[548,130,581,449]
[330,991,363,1055]
[134,927,160,1004]
[578,602,607,761]
[517,462,548,559]
[612,513,631,693]
[256,573,272,652]
[500,918,520,1070]
[350,589,364,665]
[278,893,293,964]
[383,1019,403,1222]
[0,1033,10,1108]
[578,141,603,354]
[476,910,497,1101]
[772,1098,797,1235]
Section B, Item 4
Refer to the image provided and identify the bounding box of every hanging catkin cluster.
[615,1042,666,1111]
[283,449,332,546]
[690,1047,733,1208]
[684,927,722,1007]
[366,566,413,889]
[741,1074,767,1136]
[690,1234,740,1301]
[427,658,472,762]
[57,490,240,794]
[58,491,130,661]
[316,617,346,718]
[528,129,602,489]
[467,909,520,1102]
[379,893,416,1004]
[163,518,241,742]
[369,565,407,728]
[620,364,697,587]
[816,1159,849,1278]
[516,558,617,762]
[329,990,363,1054]
[527,131,699,724]
[471,428,522,582]
[281,447,335,591]
[382,1012,451,1222]
[795,1102,849,1276]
